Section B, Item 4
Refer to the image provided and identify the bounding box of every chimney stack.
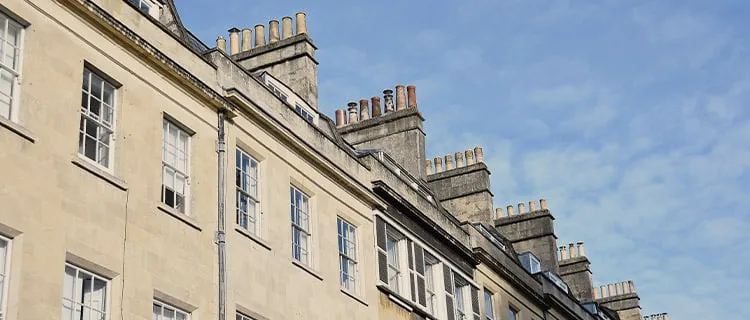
[347,102,358,124]
[407,85,417,108]
[281,16,293,39]
[335,109,346,127]
[295,12,307,34]
[371,97,382,117]
[395,85,406,110]
[269,20,280,43]
[359,99,370,121]
[241,28,252,52]
[254,24,266,47]
[228,28,241,55]
[383,89,395,113]
[216,36,226,53]
[455,152,464,167]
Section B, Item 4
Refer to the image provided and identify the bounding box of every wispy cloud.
[177,1,750,318]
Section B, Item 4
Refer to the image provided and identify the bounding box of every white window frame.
[337,217,358,293]
[153,299,189,320]
[508,306,519,320]
[236,148,259,234]
[161,119,191,214]
[236,312,253,320]
[484,289,495,320]
[61,263,110,320]
[290,186,311,265]
[126,0,162,19]
[0,12,25,123]
[0,236,11,320]
[423,254,438,315]
[385,229,405,294]
[454,277,469,320]
[79,67,117,170]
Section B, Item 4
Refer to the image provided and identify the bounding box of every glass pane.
[63,266,77,300]
[153,304,161,320]
[90,75,102,100]
[176,312,187,320]
[89,98,101,118]
[85,136,97,161]
[82,69,90,91]
[91,278,107,311]
[6,22,20,46]
[102,83,114,107]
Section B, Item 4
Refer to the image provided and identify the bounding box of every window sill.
[0,116,36,143]
[340,288,368,306]
[157,204,201,231]
[71,156,128,191]
[375,284,437,319]
[234,226,271,251]
[291,259,323,281]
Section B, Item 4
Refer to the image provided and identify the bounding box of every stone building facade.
[0,0,662,320]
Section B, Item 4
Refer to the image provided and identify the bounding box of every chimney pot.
[518,202,525,214]
[241,28,252,52]
[560,246,569,260]
[465,150,475,165]
[445,155,454,170]
[615,282,623,295]
[455,152,464,167]
[593,287,599,299]
[407,85,417,108]
[347,102,358,124]
[663,314,669,320]
[600,285,608,298]
[359,99,370,121]
[395,85,406,110]
[495,207,503,218]
[228,28,241,55]
[295,12,307,35]
[281,16,293,39]
[607,284,615,297]
[269,20,280,43]
[383,89,395,113]
[371,97,382,117]
[529,201,537,211]
[628,280,636,293]
[434,157,443,173]
[474,146,484,163]
[540,198,547,210]
[507,205,515,216]
[254,24,266,47]
[568,243,577,258]
[425,160,433,174]
[621,281,629,293]
[216,36,227,53]
[577,241,585,257]
[335,109,346,127]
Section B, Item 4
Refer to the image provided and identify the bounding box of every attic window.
[127,0,161,19]
[295,105,314,122]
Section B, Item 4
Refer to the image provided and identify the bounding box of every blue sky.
[177,1,750,318]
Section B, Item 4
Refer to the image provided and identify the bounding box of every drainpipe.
[216,110,228,320]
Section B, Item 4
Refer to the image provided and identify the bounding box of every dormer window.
[518,252,541,274]
[127,0,161,19]
[258,72,318,124]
